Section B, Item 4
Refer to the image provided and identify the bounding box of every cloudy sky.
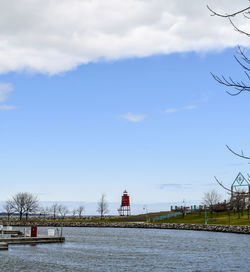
[0,0,249,213]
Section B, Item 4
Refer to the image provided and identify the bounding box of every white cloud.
[122,112,146,122]
[0,105,16,111]
[0,0,248,74]
[165,105,197,113]
[165,108,178,114]
[0,82,15,111]
[0,82,13,102]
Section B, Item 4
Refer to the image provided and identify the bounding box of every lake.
[0,227,249,271]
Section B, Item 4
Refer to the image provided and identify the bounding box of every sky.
[0,0,250,214]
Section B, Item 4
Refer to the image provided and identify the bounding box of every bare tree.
[50,203,59,220]
[9,192,39,220]
[246,197,250,219]
[10,193,26,220]
[230,189,247,218]
[3,200,14,221]
[39,206,50,219]
[58,204,69,219]
[72,209,77,218]
[202,190,222,214]
[97,194,109,219]
[23,193,39,220]
[214,176,249,218]
[76,205,84,218]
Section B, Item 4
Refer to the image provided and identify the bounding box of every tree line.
[2,192,109,221]
[202,188,250,221]
[2,188,249,222]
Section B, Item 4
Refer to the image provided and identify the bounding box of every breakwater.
[4,221,250,234]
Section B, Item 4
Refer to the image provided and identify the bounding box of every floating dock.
[0,242,8,250]
[2,230,23,235]
[0,226,65,250]
[0,236,65,245]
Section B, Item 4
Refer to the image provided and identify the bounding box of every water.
[0,227,249,272]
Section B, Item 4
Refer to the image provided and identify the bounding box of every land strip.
[3,222,250,234]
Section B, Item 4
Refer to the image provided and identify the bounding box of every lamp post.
[204,205,208,225]
[143,205,149,223]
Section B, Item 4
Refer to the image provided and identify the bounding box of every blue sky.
[1,49,250,205]
[0,1,249,212]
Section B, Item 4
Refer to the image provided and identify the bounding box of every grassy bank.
[105,210,250,226]
[83,210,250,226]
[1,210,249,226]
[155,211,250,226]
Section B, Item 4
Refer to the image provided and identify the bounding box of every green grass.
[105,211,171,223]
[2,210,249,226]
[147,211,249,225]
[104,210,250,226]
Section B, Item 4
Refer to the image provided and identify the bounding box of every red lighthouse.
[118,190,131,216]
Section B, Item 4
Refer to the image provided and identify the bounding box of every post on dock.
[31,226,38,237]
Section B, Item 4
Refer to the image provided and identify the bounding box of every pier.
[0,227,65,250]
[0,236,65,245]
[2,229,23,235]
[0,242,8,250]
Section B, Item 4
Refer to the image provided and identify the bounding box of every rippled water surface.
[0,227,249,271]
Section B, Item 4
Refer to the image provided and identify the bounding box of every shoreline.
[4,222,250,234]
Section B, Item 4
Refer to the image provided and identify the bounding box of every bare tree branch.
[215,176,250,197]
[229,17,250,37]
[207,4,250,38]
[208,4,250,95]
[211,46,250,95]
[207,5,250,18]
[211,71,250,96]
[214,176,232,192]
[226,145,250,159]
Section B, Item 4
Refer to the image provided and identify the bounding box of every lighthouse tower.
[118,190,131,216]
